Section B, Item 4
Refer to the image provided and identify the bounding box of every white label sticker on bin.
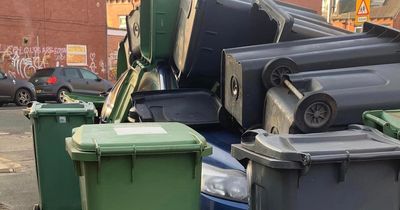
[58,116,67,124]
[114,127,167,135]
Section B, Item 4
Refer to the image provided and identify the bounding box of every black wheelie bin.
[263,63,400,134]
[128,89,222,128]
[174,0,347,88]
[100,62,178,123]
[232,125,400,210]
[223,23,400,129]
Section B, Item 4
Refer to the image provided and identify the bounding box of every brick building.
[0,0,107,80]
[331,0,400,32]
[106,0,133,81]
[279,0,323,14]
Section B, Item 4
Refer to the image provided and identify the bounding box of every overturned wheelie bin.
[264,63,400,134]
[223,22,400,129]
[175,0,347,87]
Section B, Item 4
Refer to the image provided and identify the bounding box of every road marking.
[0,132,10,135]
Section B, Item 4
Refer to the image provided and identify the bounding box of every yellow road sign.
[355,0,371,26]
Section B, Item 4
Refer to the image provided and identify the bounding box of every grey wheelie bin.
[263,63,400,134]
[174,0,346,88]
[66,123,212,210]
[26,102,96,210]
[223,22,400,129]
[232,125,400,210]
[126,8,141,61]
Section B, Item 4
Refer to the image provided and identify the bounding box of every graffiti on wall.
[107,51,118,81]
[0,45,67,79]
[0,44,106,79]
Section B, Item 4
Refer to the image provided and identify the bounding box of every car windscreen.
[31,69,55,78]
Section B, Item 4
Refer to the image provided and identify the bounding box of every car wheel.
[57,88,70,103]
[15,88,32,106]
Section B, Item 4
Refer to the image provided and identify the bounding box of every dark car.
[29,67,113,103]
[0,70,36,106]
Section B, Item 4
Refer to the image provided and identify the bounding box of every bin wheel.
[262,58,298,89]
[294,93,337,133]
[33,204,40,210]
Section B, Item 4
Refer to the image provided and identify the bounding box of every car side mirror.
[95,78,102,82]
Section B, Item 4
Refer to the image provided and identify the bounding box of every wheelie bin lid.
[66,123,212,161]
[363,110,400,139]
[64,93,106,109]
[256,0,348,42]
[27,102,97,118]
[232,125,400,169]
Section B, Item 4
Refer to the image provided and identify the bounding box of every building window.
[371,0,386,6]
[355,26,363,33]
[119,16,127,29]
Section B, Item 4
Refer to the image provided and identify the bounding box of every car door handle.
[86,81,89,84]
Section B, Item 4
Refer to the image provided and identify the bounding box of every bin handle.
[364,113,389,127]
[241,129,267,144]
[283,79,304,100]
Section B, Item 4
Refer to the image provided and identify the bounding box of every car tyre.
[15,88,32,106]
[57,88,70,103]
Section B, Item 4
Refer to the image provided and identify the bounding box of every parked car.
[0,70,36,106]
[29,67,113,103]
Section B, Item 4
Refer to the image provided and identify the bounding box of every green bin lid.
[67,123,212,161]
[28,102,97,118]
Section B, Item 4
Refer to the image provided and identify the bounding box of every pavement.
[0,104,38,210]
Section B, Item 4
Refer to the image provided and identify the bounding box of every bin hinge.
[130,146,137,183]
[94,141,137,184]
[94,138,102,184]
[396,162,400,182]
[338,151,351,183]
[193,152,201,179]
[297,154,312,189]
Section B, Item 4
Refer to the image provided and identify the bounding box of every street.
[0,105,38,210]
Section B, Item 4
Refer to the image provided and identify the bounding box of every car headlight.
[201,163,248,203]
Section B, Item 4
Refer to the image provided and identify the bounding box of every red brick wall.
[278,0,322,14]
[107,33,125,81]
[107,2,133,29]
[394,15,400,30]
[0,0,107,79]
[332,18,394,32]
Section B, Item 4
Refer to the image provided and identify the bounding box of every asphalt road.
[0,105,38,210]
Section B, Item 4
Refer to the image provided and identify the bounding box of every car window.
[80,69,98,80]
[32,68,55,78]
[64,69,81,79]
[0,71,4,79]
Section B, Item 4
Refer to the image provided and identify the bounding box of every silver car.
[0,70,36,106]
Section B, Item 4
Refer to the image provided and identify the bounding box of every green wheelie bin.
[363,110,400,139]
[66,122,212,210]
[27,102,97,210]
